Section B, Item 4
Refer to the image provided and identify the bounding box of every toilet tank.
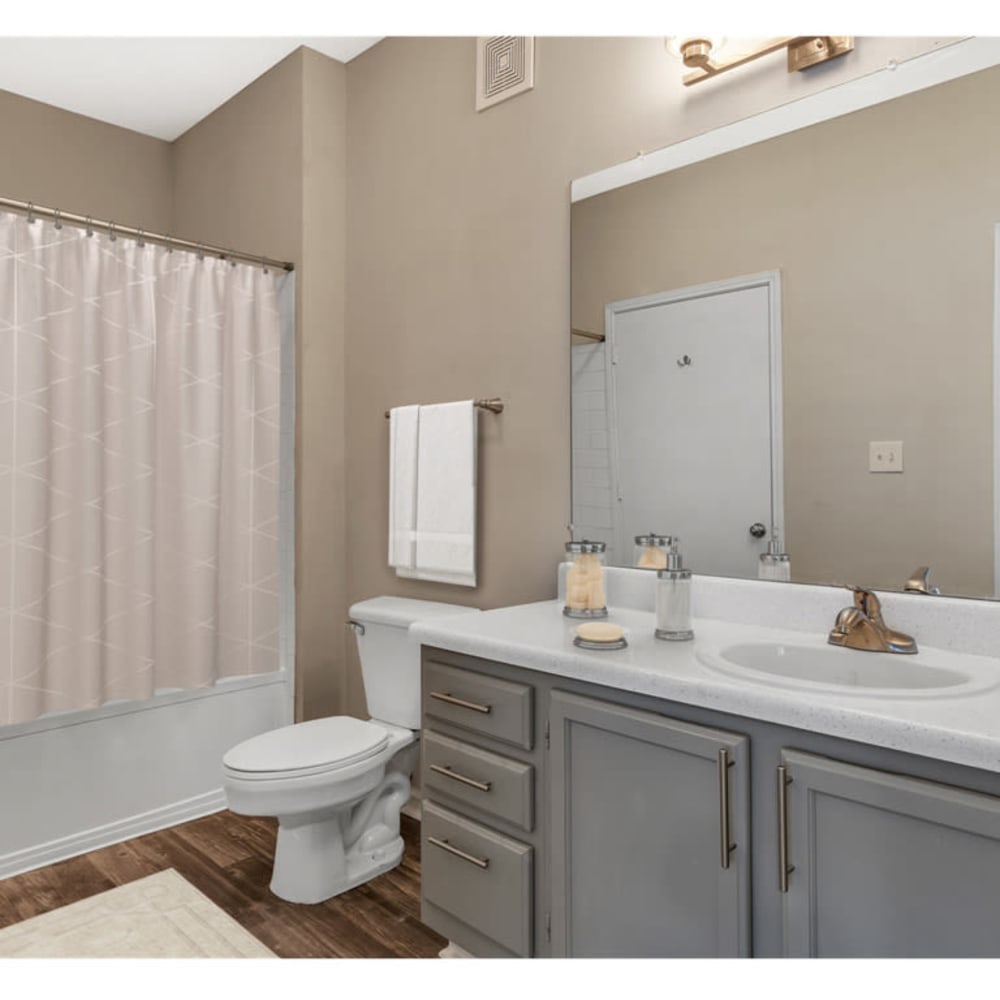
[348,597,480,730]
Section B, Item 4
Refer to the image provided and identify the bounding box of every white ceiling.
[0,37,383,141]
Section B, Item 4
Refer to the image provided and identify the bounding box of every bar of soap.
[576,622,625,644]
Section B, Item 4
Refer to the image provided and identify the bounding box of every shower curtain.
[0,210,282,726]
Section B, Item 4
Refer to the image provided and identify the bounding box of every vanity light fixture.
[666,36,854,86]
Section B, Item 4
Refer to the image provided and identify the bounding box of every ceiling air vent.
[476,36,535,112]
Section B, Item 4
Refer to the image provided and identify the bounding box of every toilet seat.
[223,716,390,781]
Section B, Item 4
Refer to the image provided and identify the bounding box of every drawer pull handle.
[429,691,492,715]
[430,763,492,793]
[777,764,795,893]
[428,836,490,869]
[718,748,736,870]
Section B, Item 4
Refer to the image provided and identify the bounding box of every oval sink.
[696,642,996,697]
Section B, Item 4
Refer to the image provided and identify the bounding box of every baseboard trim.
[0,789,227,880]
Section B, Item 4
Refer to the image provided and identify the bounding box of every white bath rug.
[0,868,275,958]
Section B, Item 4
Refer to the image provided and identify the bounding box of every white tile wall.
[571,343,617,559]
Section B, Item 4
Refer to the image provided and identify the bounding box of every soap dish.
[573,622,628,651]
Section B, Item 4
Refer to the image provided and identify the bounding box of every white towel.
[388,405,420,570]
[390,400,477,587]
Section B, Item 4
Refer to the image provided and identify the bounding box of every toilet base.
[270,823,405,904]
[268,764,413,904]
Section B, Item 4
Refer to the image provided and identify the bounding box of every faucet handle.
[846,586,890,627]
[845,584,877,615]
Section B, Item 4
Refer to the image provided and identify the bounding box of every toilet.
[222,596,479,904]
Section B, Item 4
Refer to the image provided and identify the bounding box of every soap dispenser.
[655,539,693,641]
[758,531,791,582]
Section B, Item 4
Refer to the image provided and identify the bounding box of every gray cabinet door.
[549,690,750,957]
[781,749,1000,957]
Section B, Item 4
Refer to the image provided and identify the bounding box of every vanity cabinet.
[548,690,750,957]
[779,749,1000,957]
[417,646,1000,959]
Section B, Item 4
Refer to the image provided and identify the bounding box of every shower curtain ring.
[85,217,94,237]
[26,202,35,224]
[165,234,173,253]
[196,243,204,260]
[53,208,62,230]
[108,221,117,242]
[137,228,145,247]
[260,255,269,274]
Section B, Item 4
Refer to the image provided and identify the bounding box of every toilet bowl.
[222,596,479,904]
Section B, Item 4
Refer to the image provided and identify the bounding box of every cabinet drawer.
[423,660,533,750]
[422,801,533,957]
[423,731,534,832]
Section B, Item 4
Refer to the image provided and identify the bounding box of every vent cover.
[476,36,535,112]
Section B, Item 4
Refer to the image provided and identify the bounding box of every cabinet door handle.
[718,748,736,869]
[429,691,492,714]
[777,764,795,892]
[430,763,492,793]
[428,836,490,869]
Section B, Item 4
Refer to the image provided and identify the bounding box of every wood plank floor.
[0,811,447,958]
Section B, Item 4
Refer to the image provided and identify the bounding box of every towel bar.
[384,397,504,418]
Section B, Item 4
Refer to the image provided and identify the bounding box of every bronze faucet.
[828,586,918,654]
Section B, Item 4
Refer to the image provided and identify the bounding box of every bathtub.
[0,672,292,879]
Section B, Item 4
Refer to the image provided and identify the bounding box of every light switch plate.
[869,440,903,473]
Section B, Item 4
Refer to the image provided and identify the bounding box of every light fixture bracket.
[679,36,854,86]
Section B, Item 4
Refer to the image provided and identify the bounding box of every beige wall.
[171,47,348,720]
[342,36,952,717]
[170,51,302,264]
[299,50,348,718]
[572,64,1000,597]
[0,88,172,230]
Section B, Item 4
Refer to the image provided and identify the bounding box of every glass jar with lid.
[634,533,672,570]
[563,540,608,618]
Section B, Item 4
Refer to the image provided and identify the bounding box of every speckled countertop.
[411,598,1000,774]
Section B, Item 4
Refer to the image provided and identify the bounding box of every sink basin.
[696,641,996,697]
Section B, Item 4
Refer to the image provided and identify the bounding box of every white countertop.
[411,599,1000,774]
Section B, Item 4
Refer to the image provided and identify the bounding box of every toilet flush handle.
[346,619,365,636]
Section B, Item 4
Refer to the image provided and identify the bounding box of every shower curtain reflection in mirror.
[0,210,283,726]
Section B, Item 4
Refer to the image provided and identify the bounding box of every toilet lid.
[223,717,390,777]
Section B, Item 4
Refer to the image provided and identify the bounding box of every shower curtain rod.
[0,196,294,272]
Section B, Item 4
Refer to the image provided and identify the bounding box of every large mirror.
[571,46,1000,599]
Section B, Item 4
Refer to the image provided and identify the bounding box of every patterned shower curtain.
[0,211,283,726]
